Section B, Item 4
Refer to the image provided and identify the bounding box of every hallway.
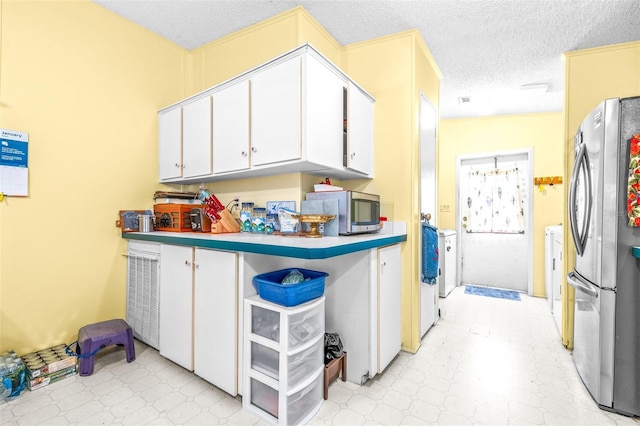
[1,287,636,425]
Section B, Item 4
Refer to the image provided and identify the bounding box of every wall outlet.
[230,197,241,218]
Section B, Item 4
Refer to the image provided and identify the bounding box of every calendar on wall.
[0,128,29,197]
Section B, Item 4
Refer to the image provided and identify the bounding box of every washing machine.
[438,229,457,297]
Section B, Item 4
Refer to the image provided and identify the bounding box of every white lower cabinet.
[193,248,238,395]
[159,244,238,395]
[377,244,402,373]
[243,295,325,425]
[159,245,193,370]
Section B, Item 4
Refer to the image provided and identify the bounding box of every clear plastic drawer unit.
[243,295,325,425]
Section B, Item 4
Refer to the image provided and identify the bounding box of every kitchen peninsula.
[122,226,406,397]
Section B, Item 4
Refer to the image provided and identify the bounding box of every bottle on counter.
[265,214,276,234]
[252,207,266,234]
[240,202,254,233]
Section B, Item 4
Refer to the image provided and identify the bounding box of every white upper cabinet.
[159,95,213,181]
[346,82,374,177]
[182,96,213,178]
[158,107,182,180]
[303,54,345,171]
[157,44,374,183]
[213,80,250,174]
[250,57,302,167]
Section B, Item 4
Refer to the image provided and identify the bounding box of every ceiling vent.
[458,96,471,104]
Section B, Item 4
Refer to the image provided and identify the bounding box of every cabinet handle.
[174,163,180,168]
[193,262,199,269]
[241,151,247,157]
[382,261,387,267]
[350,152,356,159]
[251,147,257,153]
[185,260,191,266]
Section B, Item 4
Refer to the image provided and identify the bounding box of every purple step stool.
[77,319,135,376]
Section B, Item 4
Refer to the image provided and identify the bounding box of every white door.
[346,82,374,176]
[182,96,213,178]
[458,151,532,293]
[419,94,438,337]
[193,249,238,395]
[159,244,194,370]
[212,81,250,174]
[378,244,401,373]
[304,54,344,170]
[250,57,301,166]
[158,107,182,180]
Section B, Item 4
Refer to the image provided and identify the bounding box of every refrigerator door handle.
[568,142,592,256]
[567,271,598,298]
[568,144,582,254]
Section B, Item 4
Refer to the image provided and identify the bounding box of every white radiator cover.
[127,248,160,349]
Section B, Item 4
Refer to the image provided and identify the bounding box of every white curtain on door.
[465,167,524,233]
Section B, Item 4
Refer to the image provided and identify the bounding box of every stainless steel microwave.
[306,190,380,235]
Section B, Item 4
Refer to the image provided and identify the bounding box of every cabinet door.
[304,55,344,170]
[159,244,194,370]
[193,249,238,395]
[158,107,182,180]
[346,83,374,176]
[378,244,401,373]
[182,96,213,178]
[213,81,250,174]
[251,57,301,167]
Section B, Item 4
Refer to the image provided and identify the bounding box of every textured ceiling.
[93,0,640,118]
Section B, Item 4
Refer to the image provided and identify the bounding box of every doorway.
[456,149,533,294]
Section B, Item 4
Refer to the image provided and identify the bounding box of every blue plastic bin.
[253,268,328,307]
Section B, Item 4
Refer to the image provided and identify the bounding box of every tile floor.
[2,286,638,425]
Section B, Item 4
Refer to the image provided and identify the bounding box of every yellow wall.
[562,41,640,348]
[0,3,441,355]
[439,113,565,297]
[340,32,442,352]
[185,6,343,99]
[0,0,186,353]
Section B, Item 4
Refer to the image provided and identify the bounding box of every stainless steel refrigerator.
[567,96,640,417]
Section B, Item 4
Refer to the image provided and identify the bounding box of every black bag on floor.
[324,332,344,364]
